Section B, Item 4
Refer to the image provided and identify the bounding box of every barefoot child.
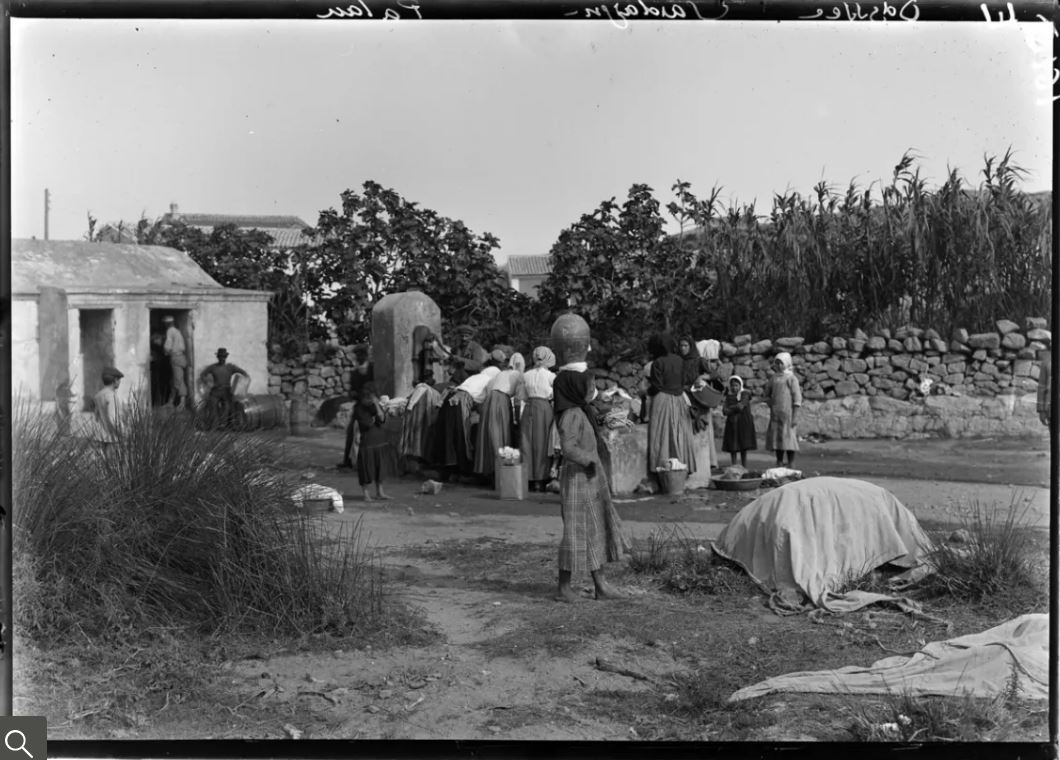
[721,375,757,468]
[764,352,802,468]
[355,383,397,501]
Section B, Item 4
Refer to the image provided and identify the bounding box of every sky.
[10,18,1054,263]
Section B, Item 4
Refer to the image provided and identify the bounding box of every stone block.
[1025,317,1048,331]
[925,356,942,366]
[371,291,443,399]
[735,343,752,356]
[866,336,887,351]
[320,366,336,378]
[947,362,966,374]
[293,380,308,394]
[875,328,891,339]
[803,387,827,400]
[852,373,870,385]
[307,375,325,388]
[952,327,969,344]
[949,340,970,353]
[972,349,987,361]
[1014,360,1034,377]
[826,369,845,381]
[943,374,963,385]
[923,328,941,341]
[733,334,753,346]
[853,328,869,341]
[929,339,949,353]
[1001,332,1026,350]
[309,387,324,399]
[1027,328,1052,343]
[835,380,859,396]
[811,341,831,354]
[842,358,868,373]
[720,342,738,358]
[968,332,1001,350]
[872,377,897,390]
[823,357,841,372]
[848,338,867,354]
[750,339,773,354]
[280,381,293,394]
[831,336,847,351]
[891,355,912,369]
[908,358,929,373]
[995,319,1020,335]
[734,365,755,379]
[887,339,904,352]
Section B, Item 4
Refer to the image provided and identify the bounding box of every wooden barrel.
[233,394,286,432]
[289,396,311,436]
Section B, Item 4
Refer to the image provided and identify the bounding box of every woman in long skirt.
[646,333,697,480]
[400,377,442,466]
[764,352,803,467]
[520,346,557,492]
[434,366,500,481]
[474,354,525,483]
[553,368,629,603]
[355,384,398,501]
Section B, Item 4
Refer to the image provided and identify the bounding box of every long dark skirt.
[520,397,554,482]
[647,392,697,476]
[474,390,512,476]
[357,441,398,486]
[434,390,474,473]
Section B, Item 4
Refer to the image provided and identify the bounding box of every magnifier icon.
[4,730,32,759]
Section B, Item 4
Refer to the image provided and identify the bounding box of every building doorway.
[150,309,194,408]
[79,309,115,411]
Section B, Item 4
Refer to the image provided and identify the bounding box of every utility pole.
[44,188,50,241]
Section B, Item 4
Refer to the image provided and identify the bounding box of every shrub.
[628,526,755,596]
[13,396,404,641]
[920,494,1044,609]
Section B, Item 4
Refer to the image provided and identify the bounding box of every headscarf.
[553,370,596,415]
[648,333,678,360]
[727,374,745,396]
[508,352,526,373]
[532,346,555,369]
[697,339,720,361]
[489,348,506,365]
[775,352,794,376]
[678,336,699,359]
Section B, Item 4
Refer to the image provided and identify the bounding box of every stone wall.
[596,318,1051,405]
[268,318,1051,439]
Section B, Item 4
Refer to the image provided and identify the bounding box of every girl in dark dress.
[721,375,757,467]
[355,383,397,501]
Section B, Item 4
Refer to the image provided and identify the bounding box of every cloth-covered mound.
[712,477,934,612]
[729,614,1048,702]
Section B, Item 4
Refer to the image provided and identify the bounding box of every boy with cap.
[162,315,188,409]
[199,348,250,429]
[93,366,124,447]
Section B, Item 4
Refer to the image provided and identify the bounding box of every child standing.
[764,352,803,467]
[354,383,397,501]
[721,375,756,468]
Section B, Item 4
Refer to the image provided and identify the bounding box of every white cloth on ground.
[292,483,344,513]
[729,614,1049,702]
[711,477,934,612]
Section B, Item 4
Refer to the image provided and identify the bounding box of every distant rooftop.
[507,255,552,277]
[163,205,314,249]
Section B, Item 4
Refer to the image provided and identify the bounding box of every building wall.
[11,299,39,399]
[14,294,269,412]
[194,299,270,395]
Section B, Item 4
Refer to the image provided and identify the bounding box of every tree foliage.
[306,181,537,346]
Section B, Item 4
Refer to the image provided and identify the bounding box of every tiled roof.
[177,213,310,229]
[12,239,223,294]
[507,255,552,277]
[186,224,312,249]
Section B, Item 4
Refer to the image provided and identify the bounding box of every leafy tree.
[307,181,538,347]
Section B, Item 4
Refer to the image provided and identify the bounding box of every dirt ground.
[22,428,1052,743]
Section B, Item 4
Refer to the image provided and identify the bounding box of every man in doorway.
[338,345,374,469]
[93,366,124,451]
[199,348,250,430]
[163,316,188,409]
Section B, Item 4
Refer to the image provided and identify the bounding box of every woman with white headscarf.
[435,365,500,481]
[764,352,803,467]
[474,353,526,483]
[520,346,557,492]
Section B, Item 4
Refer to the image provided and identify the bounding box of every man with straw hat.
[446,324,488,385]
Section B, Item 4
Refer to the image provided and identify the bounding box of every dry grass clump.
[919,495,1045,611]
[13,396,412,642]
[627,526,757,596]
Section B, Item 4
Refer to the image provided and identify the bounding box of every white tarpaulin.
[729,614,1048,702]
[711,477,934,612]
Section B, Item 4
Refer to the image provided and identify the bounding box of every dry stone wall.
[267,319,1051,439]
